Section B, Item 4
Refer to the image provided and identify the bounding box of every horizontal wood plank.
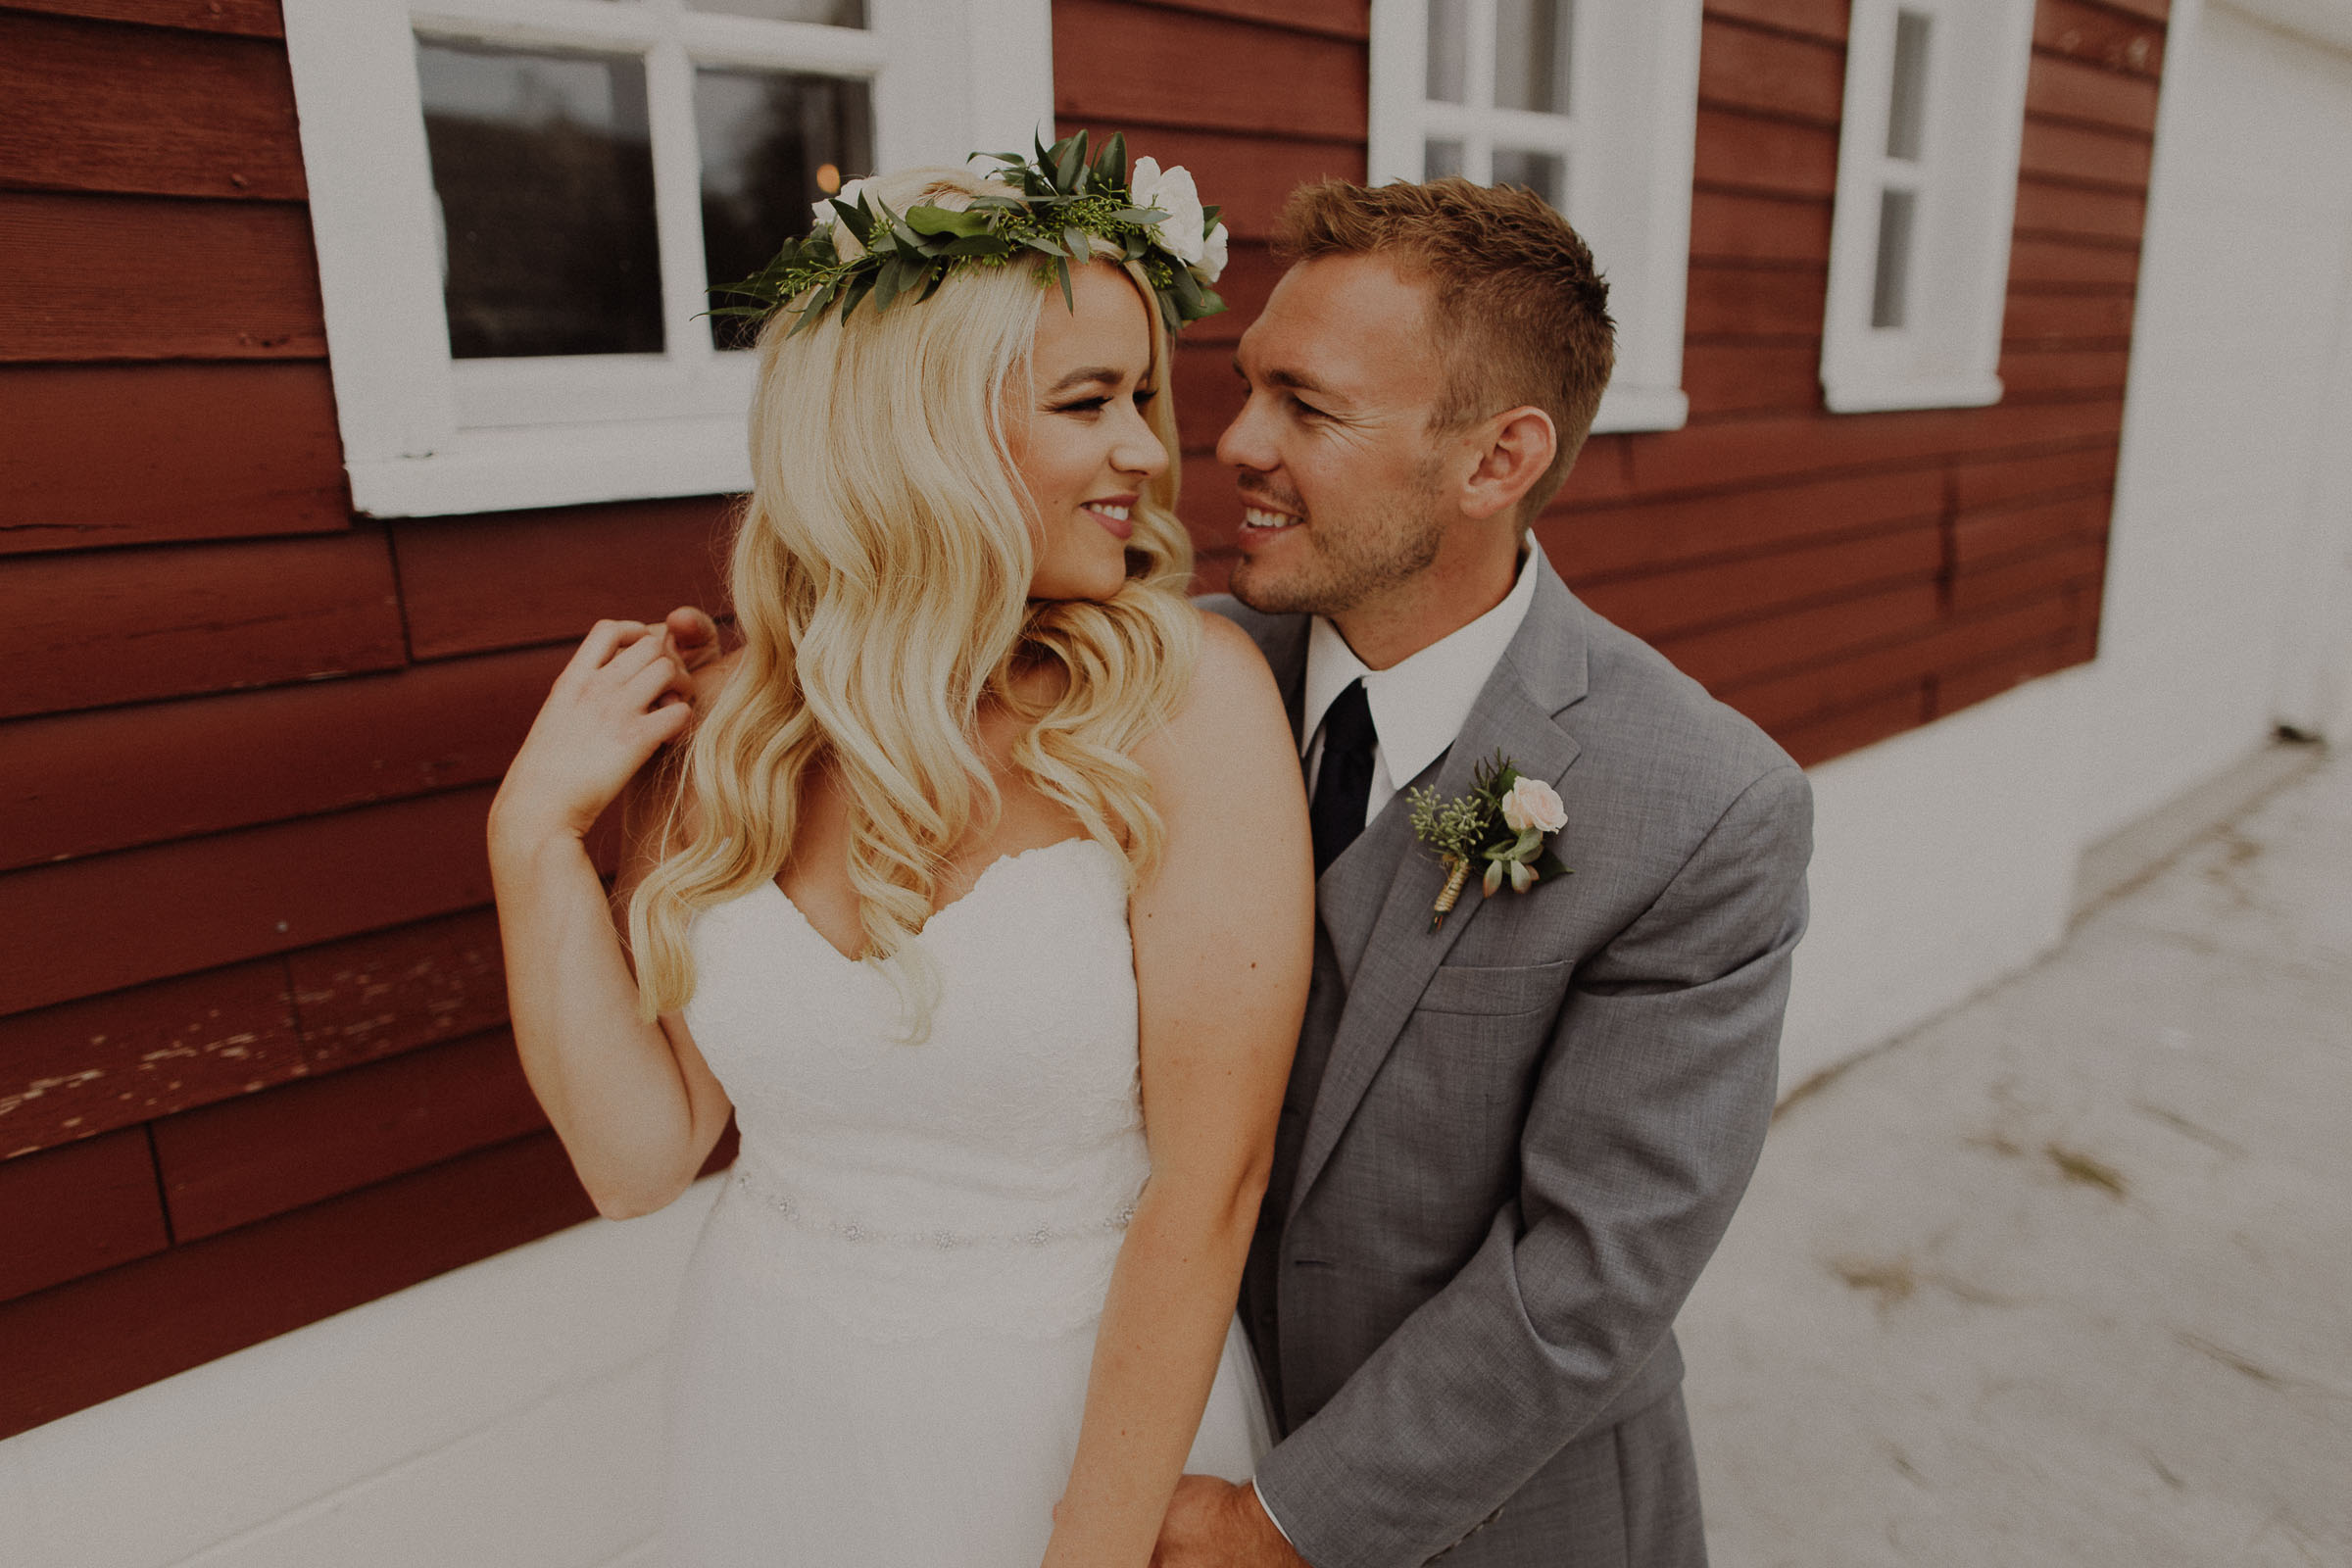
[1700,0,1846,44]
[2,647,563,869]
[0,1130,594,1442]
[0,362,348,555]
[1681,339,1822,416]
[0,11,304,199]
[286,907,510,1069]
[153,1027,545,1243]
[2020,116,2155,192]
[2027,47,2162,134]
[1692,108,1839,200]
[0,961,299,1160]
[1951,439,2119,511]
[2003,287,2138,345]
[1549,466,1944,579]
[1657,579,1945,690]
[1684,262,1826,339]
[393,499,734,662]
[1179,453,1244,551]
[0,191,323,362]
[1695,16,1844,124]
[2007,234,2141,289]
[1620,399,2127,499]
[0,528,403,720]
[1569,522,1943,644]
[1060,123,1363,243]
[1689,189,1832,266]
[1774,687,1934,767]
[1932,632,2082,716]
[2035,0,2166,78]
[2013,178,2147,245]
[1999,344,2134,398]
[1174,340,1246,457]
[1951,536,2108,612]
[0,1127,169,1303]
[0,0,282,35]
[1054,0,1367,142]
[1111,0,1367,41]
[1954,489,2112,566]
[0,787,497,1017]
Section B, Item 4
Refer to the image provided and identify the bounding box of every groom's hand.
[1152,1476,1305,1568]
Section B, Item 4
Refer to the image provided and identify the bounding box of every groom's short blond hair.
[1275,176,1616,520]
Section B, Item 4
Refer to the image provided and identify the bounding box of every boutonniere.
[1405,754,1572,931]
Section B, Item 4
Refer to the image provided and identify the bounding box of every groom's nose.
[1215,389,1278,476]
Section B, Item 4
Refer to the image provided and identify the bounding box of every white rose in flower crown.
[1195,220,1229,286]
[1129,157,1206,269]
[1499,775,1568,835]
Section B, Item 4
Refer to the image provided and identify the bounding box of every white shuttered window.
[282,0,1052,517]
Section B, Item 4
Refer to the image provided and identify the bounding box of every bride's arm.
[1047,614,1314,1568]
[489,618,734,1220]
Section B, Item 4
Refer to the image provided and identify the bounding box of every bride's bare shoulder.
[1137,607,1298,810]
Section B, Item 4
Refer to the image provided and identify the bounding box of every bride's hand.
[490,619,695,855]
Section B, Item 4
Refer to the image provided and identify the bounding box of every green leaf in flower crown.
[1054,254,1074,312]
[906,205,989,238]
[827,197,874,246]
[1052,133,1085,194]
[1094,130,1127,191]
[940,233,1011,258]
[1166,262,1204,313]
[1106,207,1166,225]
[1062,226,1092,265]
[837,268,877,323]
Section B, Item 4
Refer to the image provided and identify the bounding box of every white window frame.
[1367,0,1702,435]
[281,0,1053,517]
[1820,0,2035,414]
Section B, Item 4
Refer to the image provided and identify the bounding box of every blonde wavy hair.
[629,166,1199,1031]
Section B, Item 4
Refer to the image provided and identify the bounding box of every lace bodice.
[681,838,1146,1339]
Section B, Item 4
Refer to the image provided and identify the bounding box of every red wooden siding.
[0,0,2168,1440]
[0,0,736,1441]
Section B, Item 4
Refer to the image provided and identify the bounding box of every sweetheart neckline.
[759,836,1114,965]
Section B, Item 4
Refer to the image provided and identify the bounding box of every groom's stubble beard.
[1228,454,1450,620]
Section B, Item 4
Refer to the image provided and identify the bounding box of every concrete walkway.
[1681,744,2351,1568]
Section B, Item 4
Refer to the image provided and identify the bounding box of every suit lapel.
[1286,558,1592,1219]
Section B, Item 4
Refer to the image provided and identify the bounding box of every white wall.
[9,8,2352,1565]
[2075,0,2352,840]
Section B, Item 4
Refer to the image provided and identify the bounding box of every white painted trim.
[1820,0,2036,414]
[282,0,1051,518]
[1367,0,1699,436]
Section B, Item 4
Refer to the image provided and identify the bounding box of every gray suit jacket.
[1203,555,1812,1568]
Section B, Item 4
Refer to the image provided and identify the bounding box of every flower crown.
[710,131,1230,339]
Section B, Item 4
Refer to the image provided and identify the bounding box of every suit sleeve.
[1252,761,1814,1568]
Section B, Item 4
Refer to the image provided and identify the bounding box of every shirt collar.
[1300,546,1543,783]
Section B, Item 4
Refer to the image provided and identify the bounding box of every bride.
[487,142,1313,1567]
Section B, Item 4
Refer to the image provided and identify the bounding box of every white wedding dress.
[663,837,1274,1566]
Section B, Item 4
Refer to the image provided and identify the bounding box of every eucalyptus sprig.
[1406,753,1572,930]
[709,130,1228,339]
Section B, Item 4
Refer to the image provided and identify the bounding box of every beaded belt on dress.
[729,1160,1135,1250]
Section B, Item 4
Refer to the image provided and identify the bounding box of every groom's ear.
[1458,406,1558,525]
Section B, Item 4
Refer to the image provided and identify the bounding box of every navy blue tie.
[1309,680,1377,876]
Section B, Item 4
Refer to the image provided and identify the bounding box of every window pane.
[1490,146,1564,209]
[1872,186,1915,328]
[1886,9,1931,162]
[1494,0,1573,116]
[417,40,663,359]
[1426,0,1468,104]
[1425,137,1465,180]
[697,69,875,349]
[686,0,866,24]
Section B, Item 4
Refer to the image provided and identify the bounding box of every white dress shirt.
[1251,546,1542,1548]
[1298,546,1544,823]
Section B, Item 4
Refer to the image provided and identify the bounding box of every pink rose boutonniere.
[1405,754,1573,930]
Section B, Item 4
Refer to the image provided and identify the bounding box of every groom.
[1154,179,1813,1566]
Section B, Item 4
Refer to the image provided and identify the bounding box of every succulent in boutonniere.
[1405,754,1572,931]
